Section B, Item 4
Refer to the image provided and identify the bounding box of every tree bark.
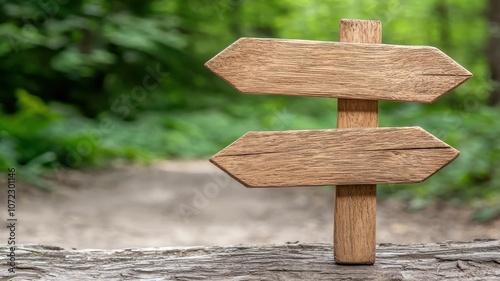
[1,239,499,280]
[488,0,500,106]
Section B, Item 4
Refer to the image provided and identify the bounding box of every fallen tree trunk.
[1,239,499,280]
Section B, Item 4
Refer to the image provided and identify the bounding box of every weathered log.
[1,239,499,280]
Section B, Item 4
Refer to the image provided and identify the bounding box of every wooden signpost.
[205,19,472,265]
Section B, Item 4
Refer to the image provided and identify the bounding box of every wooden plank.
[205,38,472,103]
[335,19,380,265]
[209,127,459,187]
[3,240,500,280]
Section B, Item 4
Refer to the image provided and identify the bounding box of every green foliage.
[0,0,498,220]
[0,0,197,116]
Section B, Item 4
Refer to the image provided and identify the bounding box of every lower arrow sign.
[210,127,459,187]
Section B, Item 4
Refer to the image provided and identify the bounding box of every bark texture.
[1,239,499,280]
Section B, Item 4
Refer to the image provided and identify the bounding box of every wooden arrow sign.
[205,38,472,102]
[210,127,459,187]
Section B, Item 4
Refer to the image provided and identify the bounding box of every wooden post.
[334,19,381,264]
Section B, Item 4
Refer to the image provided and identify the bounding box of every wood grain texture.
[2,240,499,280]
[209,127,459,187]
[205,37,472,103]
[335,19,380,265]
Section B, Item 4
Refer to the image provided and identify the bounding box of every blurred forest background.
[0,0,499,221]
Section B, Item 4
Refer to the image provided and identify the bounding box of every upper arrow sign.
[205,38,472,103]
[210,127,459,187]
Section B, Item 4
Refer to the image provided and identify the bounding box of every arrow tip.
[204,37,249,71]
[205,38,252,92]
[413,127,461,182]
[209,154,254,188]
[424,47,473,103]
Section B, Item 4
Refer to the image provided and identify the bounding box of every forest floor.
[6,160,500,250]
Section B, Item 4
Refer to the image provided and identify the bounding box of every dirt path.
[3,161,499,250]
